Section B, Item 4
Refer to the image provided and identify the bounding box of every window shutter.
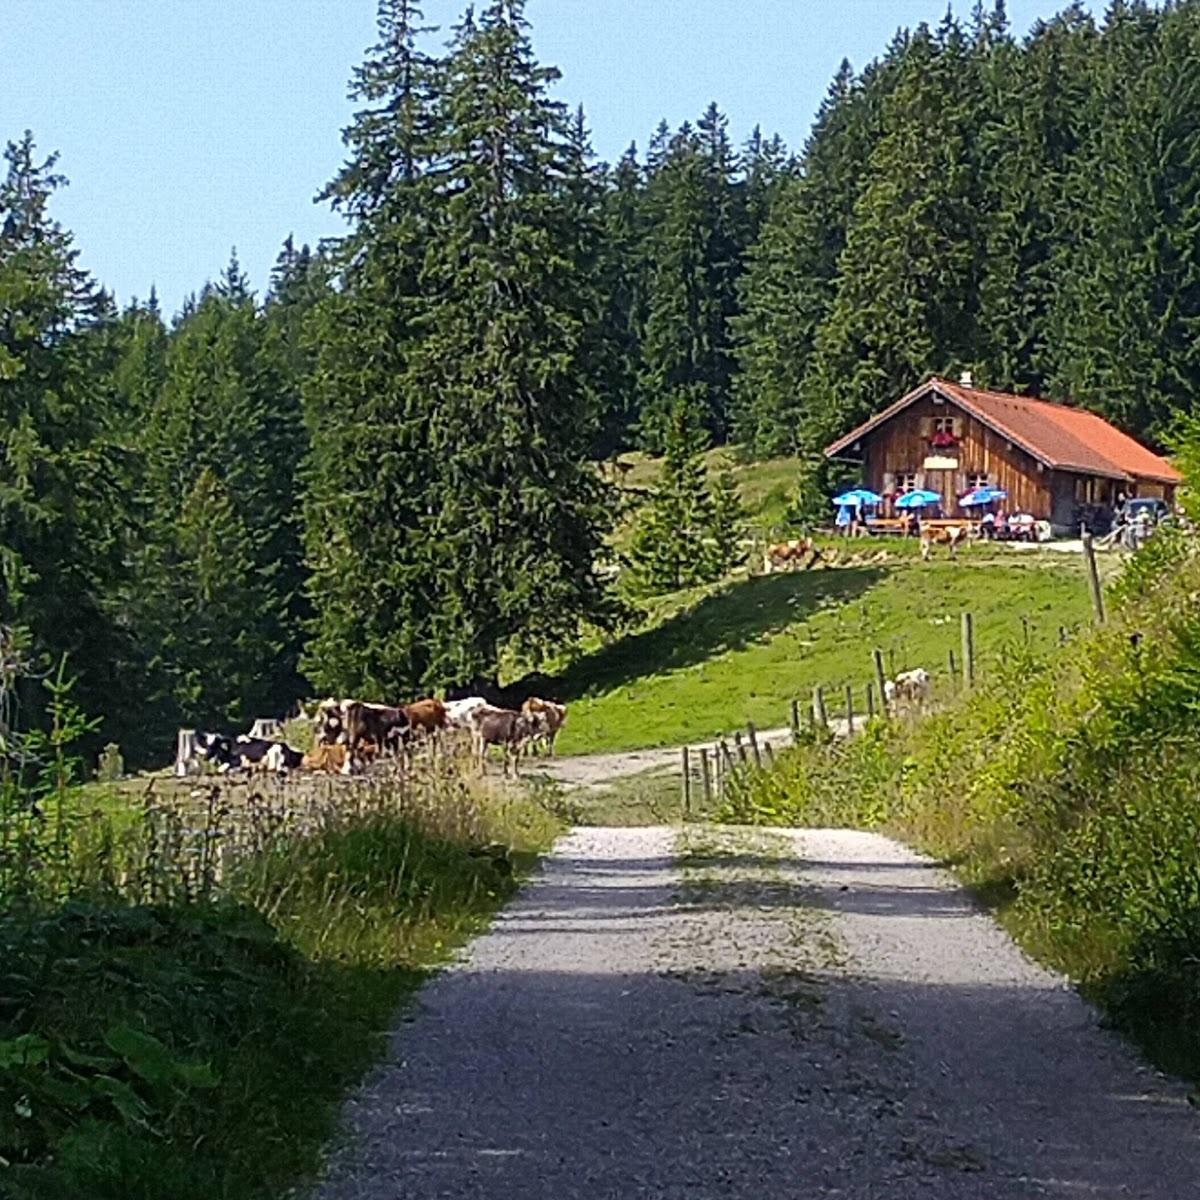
[952,417,964,438]
[883,471,895,493]
[919,417,933,438]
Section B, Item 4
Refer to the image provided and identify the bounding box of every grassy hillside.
[719,529,1200,1084]
[553,550,1093,755]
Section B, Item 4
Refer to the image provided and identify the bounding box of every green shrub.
[0,758,560,1198]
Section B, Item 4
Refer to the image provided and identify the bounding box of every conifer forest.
[3,0,1200,764]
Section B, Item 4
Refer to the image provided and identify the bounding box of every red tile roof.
[825,377,1182,485]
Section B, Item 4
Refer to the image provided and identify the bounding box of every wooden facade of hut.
[825,376,1181,531]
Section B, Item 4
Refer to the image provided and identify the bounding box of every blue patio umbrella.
[960,486,1009,507]
[894,489,942,509]
[832,488,882,506]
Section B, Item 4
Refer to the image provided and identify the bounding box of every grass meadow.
[0,752,564,1200]
[552,551,1094,755]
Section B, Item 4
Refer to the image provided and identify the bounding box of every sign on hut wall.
[923,455,959,471]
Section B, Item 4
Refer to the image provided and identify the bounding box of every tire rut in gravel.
[310,825,1200,1199]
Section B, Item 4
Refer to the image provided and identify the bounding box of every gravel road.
[534,729,797,791]
[312,826,1200,1199]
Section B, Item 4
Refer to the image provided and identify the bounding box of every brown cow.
[920,524,968,561]
[520,697,567,756]
[764,538,824,573]
[403,697,447,738]
[302,742,349,773]
[333,701,409,773]
[474,707,537,777]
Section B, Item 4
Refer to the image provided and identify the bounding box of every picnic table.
[863,516,913,537]
[923,518,980,536]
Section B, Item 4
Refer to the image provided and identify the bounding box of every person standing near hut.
[836,503,853,537]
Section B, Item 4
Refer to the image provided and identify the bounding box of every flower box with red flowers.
[929,429,959,449]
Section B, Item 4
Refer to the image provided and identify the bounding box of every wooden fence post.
[174,729,196,778]
[872,648,889,716]
[681,746,692,821]
[866,682,876,720]
[1081,531,1106,624]
[845,684,854,735]
[721,739,736,776]
[789,698,800,741]
[948,647,957,681]
[763,742,775,769]
[812,685,829,731]
[747,722,762,769]
[961,611,976,688]
[699,748,712,811]
[733,730,749,767]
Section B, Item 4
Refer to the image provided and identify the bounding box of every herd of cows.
[184,694,568,779]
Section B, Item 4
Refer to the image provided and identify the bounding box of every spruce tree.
[732,58,884,458]
[0,134,129,742]
[131,256,302,734]
[802,20,981,446]
[973,5,1097,393]
[628,403,717,593]
[305,0,615,696]
[709,457,746,573]
[302,0,442,699]
[593,143,647,456]
[638,107,742,448]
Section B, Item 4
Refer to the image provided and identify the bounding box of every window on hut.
[896,472,918,493]
[966,472,989,490]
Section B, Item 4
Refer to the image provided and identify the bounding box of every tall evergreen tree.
[593,143,647,456]
[0,134,130,743]
[732,58,882,457]
[973,4,1097,393]
[638,106,742,448]
[131,255,303,734]
[1047,1,1200,440]
[303,0,443,699]
[802,20,981,447]
[305,0,615,697]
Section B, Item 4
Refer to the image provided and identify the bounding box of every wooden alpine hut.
[825,374,1181,532]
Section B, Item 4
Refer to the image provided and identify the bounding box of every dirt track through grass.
[312,826,1199,1199]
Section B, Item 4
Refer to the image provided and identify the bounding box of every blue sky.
[4,0,1097,317]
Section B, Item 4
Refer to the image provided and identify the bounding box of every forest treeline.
[3,0,1199,764]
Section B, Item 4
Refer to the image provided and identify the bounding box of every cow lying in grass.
[193,732,304,773]
[764,538,821,573]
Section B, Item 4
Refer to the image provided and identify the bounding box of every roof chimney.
[959,370,974,389]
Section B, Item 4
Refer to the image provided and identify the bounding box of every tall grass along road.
[313,827,1197,1198]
